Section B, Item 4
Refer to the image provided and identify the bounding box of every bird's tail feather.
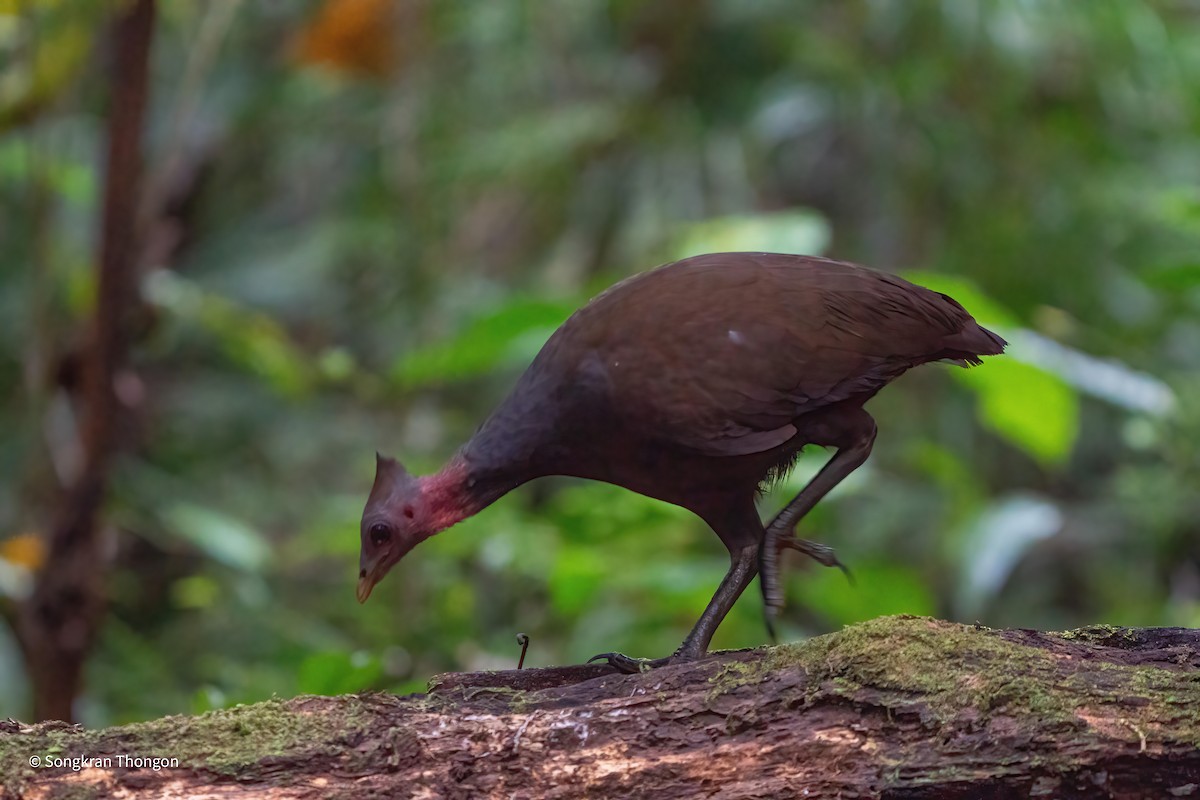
[937,321,1006,366]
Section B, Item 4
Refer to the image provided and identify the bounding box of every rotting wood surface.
[4,616,1200,799]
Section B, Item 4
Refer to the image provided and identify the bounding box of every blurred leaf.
[957,358,1079,466]
[163,504,270,572]
[0,0,95,130]
[0,139,93,202]
[792,562,936,627]
[548,546,607,617]
[296,650,382,695]
[198,308,311,396]
[674,209,830,260]
[547,482,694,542]
[171,575,221,610]
[391,297,576,388]
[147,271,314,396]
[907,442,980,499]
[0,560,31,600]
[1006,330,1174,416]
[317,347,357,383]
[1143,263,1200,291]
[955,494,1063,617]
[456,102,625,182]
[189,686,228,716]
[296,494,371,558]
[1154,187,1200,232]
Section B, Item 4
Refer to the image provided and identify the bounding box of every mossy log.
[4,616,1200,799]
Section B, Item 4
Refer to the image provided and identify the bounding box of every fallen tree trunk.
[3,616,1200,799]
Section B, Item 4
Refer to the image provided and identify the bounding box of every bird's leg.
[590,542,759,674]
[675,542,759,661]
[761,412,876,637]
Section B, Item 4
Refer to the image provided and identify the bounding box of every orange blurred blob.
[0,533,47,571]
[294,0,403,79]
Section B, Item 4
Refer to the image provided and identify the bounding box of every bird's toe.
[786,538,855,583]
[587,652,671,674]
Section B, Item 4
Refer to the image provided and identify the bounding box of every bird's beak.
[356,572,377,604]
[356,542,411,604]
[357,555,385,604]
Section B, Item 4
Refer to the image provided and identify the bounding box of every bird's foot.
[760,532,786,641]
[780,537,854,583]
[760,531,852,641]
[587,652,672,674]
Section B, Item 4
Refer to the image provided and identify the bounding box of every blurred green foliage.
[2,0,1200,725]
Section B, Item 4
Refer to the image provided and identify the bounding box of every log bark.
[3,617,1200,799]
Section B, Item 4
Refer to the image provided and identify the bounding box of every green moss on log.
[708,615,1200,746]
[0,695,381,784]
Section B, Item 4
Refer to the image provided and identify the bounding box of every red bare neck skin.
[417,457,480,535]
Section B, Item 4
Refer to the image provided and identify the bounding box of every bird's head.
[357,452,432,603]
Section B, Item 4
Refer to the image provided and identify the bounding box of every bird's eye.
[369,523,391,547]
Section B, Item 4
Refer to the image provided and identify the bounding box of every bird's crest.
[370,452,415,505]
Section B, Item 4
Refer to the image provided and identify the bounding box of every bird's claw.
[587,652,670,674]
[760,531,786,633]
[782,538,855,585]
[760,530,852,635]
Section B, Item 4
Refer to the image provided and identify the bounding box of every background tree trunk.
[3,617,1199,799]
[15,0,155,723]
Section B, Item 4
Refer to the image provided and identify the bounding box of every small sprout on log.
[516,633,530,669]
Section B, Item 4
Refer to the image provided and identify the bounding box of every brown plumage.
[358,252,1005,670]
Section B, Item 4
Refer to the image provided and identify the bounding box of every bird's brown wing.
[566,253,997,457]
